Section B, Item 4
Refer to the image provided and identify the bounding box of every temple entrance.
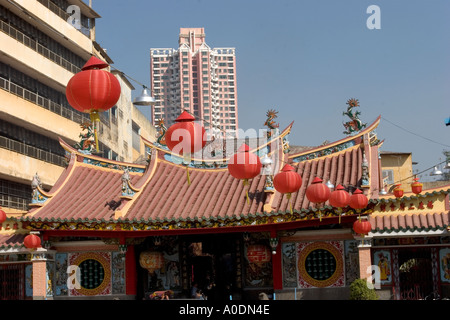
[186,234,241,300]
[398,248,434,300]
[135,234,242,300]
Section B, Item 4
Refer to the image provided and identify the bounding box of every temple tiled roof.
[19,118,386,232]
[370,212,450,233]
[272,146,364,213]
[0,233,26,250]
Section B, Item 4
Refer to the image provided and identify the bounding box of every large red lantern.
[165,111,207,154]
[329,184,350,223]
[24,234,41,250]
[353,218,372,237]
[393,184,404,198]
[165,111,207,185]
[228,144,262,204]
[411,178,422,195]
[66,56,121,152]
[139,251,164,274]
[247,244,271,264]
[306,177,331,204]
[273,164,302,213]
[349,189,368,210]
[0,208,6,224]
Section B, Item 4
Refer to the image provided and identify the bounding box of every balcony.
[0,31,75,88]
[0,20,81,74]
[13,0,93,54]
[0,146,65,189]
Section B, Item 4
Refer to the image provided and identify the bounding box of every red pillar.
[125,245,137,296]
[271,230,283,290]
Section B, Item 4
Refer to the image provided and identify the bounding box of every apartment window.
[0,178,32,211]
[0,6,85,70]
[131,121,140,151]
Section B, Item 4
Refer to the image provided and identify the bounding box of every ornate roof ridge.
[141,121,294,168]
[288,115,381,160]
[59,138,147,172]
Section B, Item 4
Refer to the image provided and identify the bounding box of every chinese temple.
[1,104,449,300]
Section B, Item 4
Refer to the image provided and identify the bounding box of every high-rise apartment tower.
[150,28,238,137]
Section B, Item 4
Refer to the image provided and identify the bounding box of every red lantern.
[24,234,41,249]
[273,164,302,213]
[329,184,350,223]
[165,111,207,185]
[139,251,164,274]
[0,208,6,224]
[228,144,262,204]
[349,189,368,210]
[393,184,404,198]
[66,56,121,152]
[247,244,271,264]
[353,219,372,236]
[329,184,350,208]
[306,177,331,204]
[411,178,422,195]
[165,111,207,155]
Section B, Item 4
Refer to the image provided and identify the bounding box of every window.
[79,259,105,290]
[382,170,394,185]
[304,249,336,281]
[132,121,140,151]
[297,242,344,288]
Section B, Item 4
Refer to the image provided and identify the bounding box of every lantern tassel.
[186,166,191,185]
[183,153,192,186]
[243,179,250,205]
[90,111,100,153]
[287,193,292,214]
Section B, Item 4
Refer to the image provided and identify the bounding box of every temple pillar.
[125,245,137,296]
[31,252,48,300]
[356,237,373,279]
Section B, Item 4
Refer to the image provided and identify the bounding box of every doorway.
[398,248,434,300]
[186,234,240,300]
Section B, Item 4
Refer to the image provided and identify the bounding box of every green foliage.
[349,278,379,300]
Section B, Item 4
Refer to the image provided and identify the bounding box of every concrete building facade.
[0,0,155,216]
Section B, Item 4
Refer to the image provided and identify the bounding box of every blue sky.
[92,0,450,181]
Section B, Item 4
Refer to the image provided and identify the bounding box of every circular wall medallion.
[71,252,111,296]
[298,242,344,288]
